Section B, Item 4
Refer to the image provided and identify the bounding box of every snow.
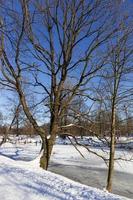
[0,153,130,200]
[0,137,132,200]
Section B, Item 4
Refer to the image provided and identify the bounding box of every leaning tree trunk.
[0,127,8,146]
[106,105,116,192]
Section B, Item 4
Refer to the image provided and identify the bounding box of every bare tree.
[0,0,124,169]
[96,22,133,191]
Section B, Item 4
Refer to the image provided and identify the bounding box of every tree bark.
[40,136,55,170]
[40,111,58,170]
[106,105,116,192]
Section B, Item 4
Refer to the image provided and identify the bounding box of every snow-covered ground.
[0,149,131,200]
[0,136,133,199]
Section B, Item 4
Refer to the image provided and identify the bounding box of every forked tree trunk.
[106,105,116,192]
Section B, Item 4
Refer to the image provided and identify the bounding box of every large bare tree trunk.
[40,111,58,170]
[40,136,56,170]
[106,104,116,192]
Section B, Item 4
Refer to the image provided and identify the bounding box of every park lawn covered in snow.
[0,153,131,200]
[0,140,132,199]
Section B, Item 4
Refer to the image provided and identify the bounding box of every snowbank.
[0,154,131,200]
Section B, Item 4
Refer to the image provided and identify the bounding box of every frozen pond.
[49,161,133,199]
